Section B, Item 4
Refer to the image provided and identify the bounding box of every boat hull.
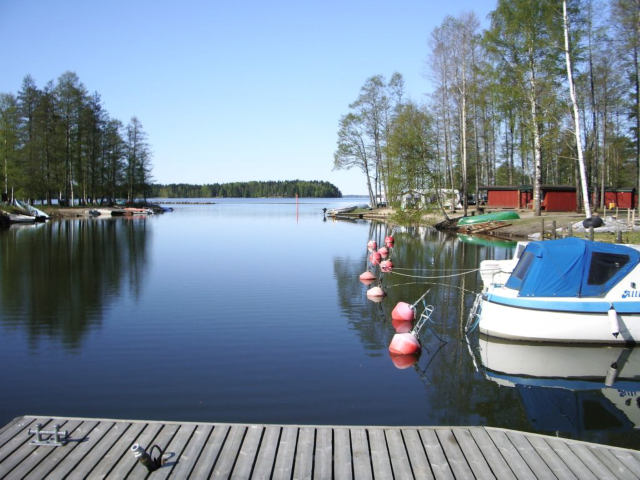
[457,211,520,226]
[479,295,640,343]
[8,214,36,224]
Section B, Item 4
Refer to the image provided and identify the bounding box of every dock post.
[589,226,594,241]
[567,223,573,237]
[541,219,545,240]
[551,221,556,239]
[617,228,623,243]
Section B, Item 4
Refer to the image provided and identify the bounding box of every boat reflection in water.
[477,335,640,434]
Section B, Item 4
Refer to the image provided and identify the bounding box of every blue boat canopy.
[505,238,640,297]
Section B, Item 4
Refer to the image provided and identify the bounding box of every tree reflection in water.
[0,218,149,350]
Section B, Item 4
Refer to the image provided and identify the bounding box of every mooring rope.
[392,267,479,272]
[387,269,479,280]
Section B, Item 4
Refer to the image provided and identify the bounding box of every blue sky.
[1,0,496,195]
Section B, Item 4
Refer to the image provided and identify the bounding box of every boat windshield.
[588,252,630,286]
[505,251,535,291]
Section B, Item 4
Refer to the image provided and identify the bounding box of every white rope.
[392,267,479,272]
[387,269,479,280]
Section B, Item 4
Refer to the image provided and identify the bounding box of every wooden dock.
[1,416,639,479]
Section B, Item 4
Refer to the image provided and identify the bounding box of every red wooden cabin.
[604,188,636,209]
[478,186,520,208]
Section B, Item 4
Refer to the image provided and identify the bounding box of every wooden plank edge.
[483,427,640,455]
[0,417,26,438]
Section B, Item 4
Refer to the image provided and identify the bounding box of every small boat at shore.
[471,237,640,343]
[457,211,520,227]
[328,205,358,216]
[124,207,154,215]
[8,213,37,224]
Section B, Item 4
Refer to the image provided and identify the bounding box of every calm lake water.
[1,198,639,450]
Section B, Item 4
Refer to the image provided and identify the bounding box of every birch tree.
[485,0,561,216]
[563,0,592,217]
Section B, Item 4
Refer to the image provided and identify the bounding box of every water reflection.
[477,335,640,434]
[0,218,149,349]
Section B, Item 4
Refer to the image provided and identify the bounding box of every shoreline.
[3,202,632,242]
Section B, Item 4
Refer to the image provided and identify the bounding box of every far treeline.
[150,180,342,198]
[334,0,640,216]
[1,72,153,206]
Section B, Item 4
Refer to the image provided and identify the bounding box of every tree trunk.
[563,0,592,218]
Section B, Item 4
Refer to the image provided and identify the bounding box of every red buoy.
[392,319,414,333]
[384,236,394,245]
[367,240,378,252]
[369,252,381,266]
[366,286,386,298]
[390,354,419,369]
[389,333,420,356]
[380,260,393,272]
[391,302,414,321]
[359,271,376,281]
[377,247,389,258]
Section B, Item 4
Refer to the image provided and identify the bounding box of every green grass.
[591,231,640,244]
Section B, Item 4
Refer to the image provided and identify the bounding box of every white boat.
[472,237,640,343]
[328,205,358,216]
[8,213,37,224]
[477,336,640,432]
[124,207,154,215]
[13,199,49,220]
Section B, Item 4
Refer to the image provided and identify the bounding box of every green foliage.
[150,180,342,198]
[0,72,151,205]
[389,208,433,226]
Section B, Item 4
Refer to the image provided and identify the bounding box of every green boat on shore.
[457,211,520,226]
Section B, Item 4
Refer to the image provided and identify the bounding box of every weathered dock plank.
[165,424,213,478]
[586,444,638,480]
[252,425,280,479]
[402,429,435,479]
[152,422,198,480]
[232,424,262,479]
[23,420,99,480]
[468,427,516,480]
[0,416,638,479]
[82,421,145,478]
[526,434,579,480]
[334,428,353,480]
[351,427,373,480]
[418,428,454,480]
[67,420,134,479]
[315,427,333,480]
[40,421,115,479]
[504,429,555,479]
[385,428,413,479]
[484,428,535,480]
[369,428,392,479]
[293,427,314,480]
[211,424,245,478]
[435,429,474,479]
[190,424,229,478]
[272,426,296,480]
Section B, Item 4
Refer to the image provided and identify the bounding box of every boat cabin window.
[508,251,535,290]
[587,252,630,285]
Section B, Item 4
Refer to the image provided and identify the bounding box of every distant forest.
[150,180,342,198]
